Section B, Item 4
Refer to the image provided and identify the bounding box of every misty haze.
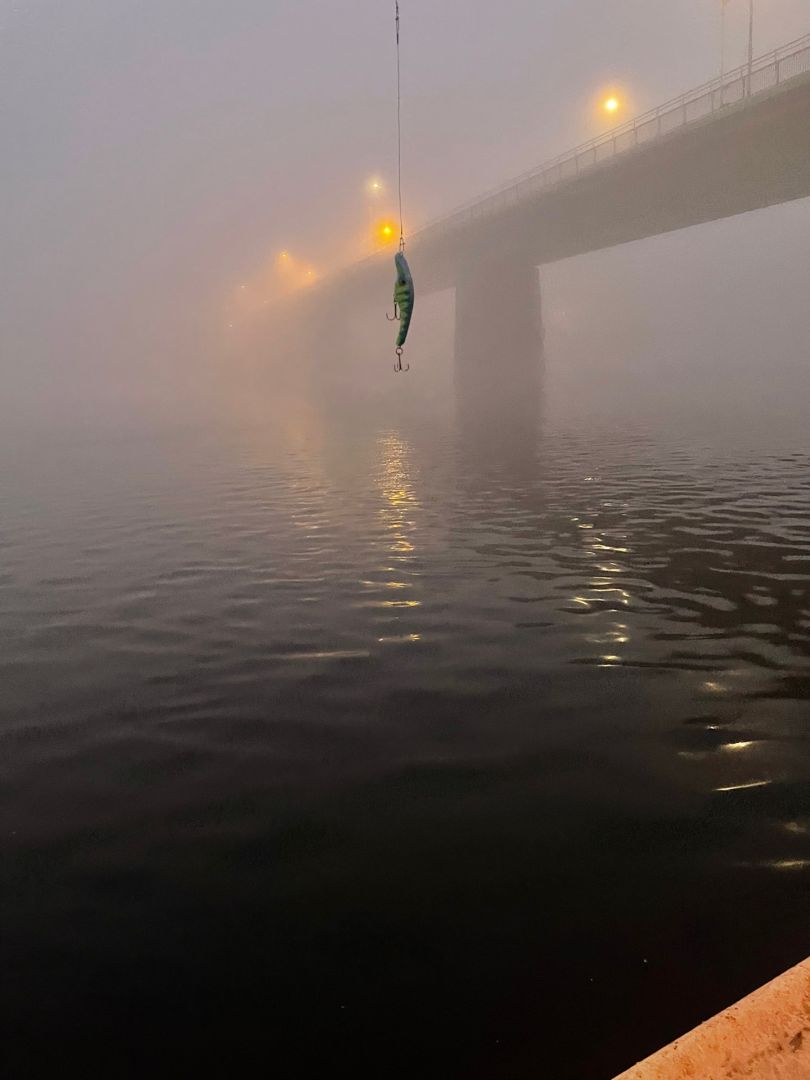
[3,3,810,1077]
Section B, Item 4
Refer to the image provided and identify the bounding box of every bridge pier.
[454,256,543,429]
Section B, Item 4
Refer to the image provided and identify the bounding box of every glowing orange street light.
[603,95,620,115]
[377,219,397,246]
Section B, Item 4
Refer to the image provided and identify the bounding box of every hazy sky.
[2,1,809,422]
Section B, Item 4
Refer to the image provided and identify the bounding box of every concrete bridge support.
[454,256,543,431]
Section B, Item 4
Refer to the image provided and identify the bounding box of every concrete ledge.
[614,956,810,1080]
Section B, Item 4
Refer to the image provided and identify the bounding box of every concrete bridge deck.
[334,33,810,302]
[274,34,810,419]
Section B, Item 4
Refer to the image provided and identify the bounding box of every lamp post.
[720,0,727,77]
[721,1,754,94]
[746,0,754,95]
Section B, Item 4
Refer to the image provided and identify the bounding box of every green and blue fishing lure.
[392,250,414,370]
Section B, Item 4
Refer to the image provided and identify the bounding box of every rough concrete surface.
[614,957,810,1080]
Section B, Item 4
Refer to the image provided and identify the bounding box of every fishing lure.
[392,250,414,371]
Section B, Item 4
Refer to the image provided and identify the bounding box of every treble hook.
[386,302,399,322]
[394,347,409,373]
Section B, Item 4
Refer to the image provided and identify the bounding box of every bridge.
[281,34,810,419]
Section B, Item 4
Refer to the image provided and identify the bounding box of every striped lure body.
[393,251,414,348]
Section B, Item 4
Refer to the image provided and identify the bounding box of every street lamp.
[597,90,624,124]
[376,220,397,246]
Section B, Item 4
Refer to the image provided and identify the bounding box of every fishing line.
[389,1,413,372]
[395,1,404,251]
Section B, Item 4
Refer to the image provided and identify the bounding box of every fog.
[2,0,809,431]
[6,6,810,1074]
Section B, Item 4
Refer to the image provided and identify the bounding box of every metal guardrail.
[414,32,810,242]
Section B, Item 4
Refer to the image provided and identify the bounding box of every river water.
[3,392,810,1076]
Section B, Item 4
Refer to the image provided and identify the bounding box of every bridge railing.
[416,32,810,241]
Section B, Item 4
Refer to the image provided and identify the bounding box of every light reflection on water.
[2,405,810,1076]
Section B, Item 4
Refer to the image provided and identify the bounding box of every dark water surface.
[3,402,810,1076]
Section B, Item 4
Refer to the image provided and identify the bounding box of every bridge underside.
[419,69,810,292]
[449,72,810,419]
